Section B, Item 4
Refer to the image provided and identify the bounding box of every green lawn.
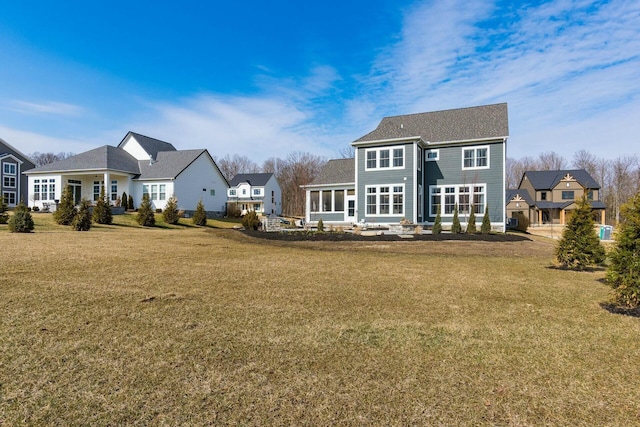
[1,214,638,425]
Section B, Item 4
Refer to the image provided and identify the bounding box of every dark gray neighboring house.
[0,138,36,207]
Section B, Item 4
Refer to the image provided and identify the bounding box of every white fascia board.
[301,182,355,189]
[428,136,508,146]
[351,136,425,147]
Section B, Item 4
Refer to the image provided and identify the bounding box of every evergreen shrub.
[555,197,605,270]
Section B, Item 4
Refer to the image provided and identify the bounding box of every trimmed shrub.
[128,194,135,211]
[137,194,156,227]
[607,193,640,307]
[162,196,180,225]
[432,205,442,235]
[512,212,529,233]
[92,186,113,225]
[0,195,9,224]
[53,186,77,225]
[466,207,477,233]
[317,218,324,232]
[481,205,492,233]
[8,200,34,233]
[121,192,129,210]
[555,197,605,270]
[451,204,462,234]
[242,210,261,230]
[72,198,92,231]
[192,199,207,226]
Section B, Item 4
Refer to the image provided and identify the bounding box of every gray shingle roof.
[354,103,508,144]
[229,173,274,187]
[309,158,355,186]
[120,132,177,159]
[137,149,206,180]
[26,145,140,174]
[522,169,600,190]
[0,138,36,169]
[506,189,534,206]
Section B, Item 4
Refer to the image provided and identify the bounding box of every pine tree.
[192,199,207,226]
[0,195,9,224]
[432,205,442,234]
[92,186,113,224]
[72,198,92,231]
[451,204,462,234]
[162,196,180,224]
[53,186,77,225]
[121,191,129,210]
[555,196,605,270]
[606,192,640,307]
[8,200,34,233]
[466,206,477,233]
[317,218,324,232]
[242,210,261,230]
[136,194,155,226]
[128,194,135,210]
[481,205,492,234]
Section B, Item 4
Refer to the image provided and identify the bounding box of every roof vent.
[149,154,154,166]
[400,123,404,129]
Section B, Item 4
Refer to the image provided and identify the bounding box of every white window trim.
[364,184,405,217]
[462,145,490,170]
[3,162,17,175]
[228,189,237,196]
[310,189,346,213]
[364,146,405,171]
[3,191,16,205]
[425,149,439,162]
[429,184,486,217]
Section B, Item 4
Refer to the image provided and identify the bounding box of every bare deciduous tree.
[537,151,567,171]
[30,152,74,167]
[216,154,260,182]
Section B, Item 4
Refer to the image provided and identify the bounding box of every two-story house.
[305,103,509,231]
[507,169,606,225]
[0,138,35,207]
[25,132,229,216]
[227,173,282,216]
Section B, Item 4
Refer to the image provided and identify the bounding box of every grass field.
[1,214,639,425]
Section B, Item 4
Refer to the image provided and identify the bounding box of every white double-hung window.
[365,146,405,170]
[462,146,489,170]
[365,184,404,216]
[430,184,486,216]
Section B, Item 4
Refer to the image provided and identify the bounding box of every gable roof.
[25,145,140,174]
[229,173,274,187]
[119,132,177,160]
[354,103,508,145]
[0,138,36,169]
[137,149,208,180]
[506,189,534,206]
[308,158,355,186]
[521,169,600,190]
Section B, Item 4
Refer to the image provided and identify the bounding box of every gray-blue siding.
[423,141,504,223]
[356,143,416,223]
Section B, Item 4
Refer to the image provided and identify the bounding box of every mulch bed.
[240,229,531,242]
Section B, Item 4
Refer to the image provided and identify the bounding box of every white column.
[103,172,110,203]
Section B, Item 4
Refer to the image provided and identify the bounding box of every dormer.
[118,132,177,161]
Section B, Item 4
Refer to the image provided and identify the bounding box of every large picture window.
[365,184,404,216]
[462,146,489,170]
[430,184,486,216]
[310,189,345,213]
[143,184,167,201]
[365,147,405,170]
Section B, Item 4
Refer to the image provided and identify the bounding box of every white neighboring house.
[227,173,282,216]
[25,132,229,215]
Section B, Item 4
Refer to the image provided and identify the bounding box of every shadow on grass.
[545,265,607,273]
[600,303,640,318]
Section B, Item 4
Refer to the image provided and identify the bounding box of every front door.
[345,196,356,222]
[68,181,82,205]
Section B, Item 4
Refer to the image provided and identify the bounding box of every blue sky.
[1,0,638,163]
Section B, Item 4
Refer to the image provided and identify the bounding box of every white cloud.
[0,125,96,156]
[8,100,84,117]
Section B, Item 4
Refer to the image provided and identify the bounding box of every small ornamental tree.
[481,205,492,234]
[162,196,180,225]
[432,205,442,234]
[606,193,640,307]
[555,196,605,270]
[8,200,34,233]
[72,198,92,231]
[137,194,156,227]
[93,186,113,225]
[53,186,77,225]
[466,206,477,233]
[513,212,529,233]
[451,204,462,234]
[128,194,135,211]
[121,191,129,210]
[0,195,9,224]
[192,199,207,226]
[242,210,261,230]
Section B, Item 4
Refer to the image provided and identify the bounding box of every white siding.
[120,134,151,161]
[172,153,228,213]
